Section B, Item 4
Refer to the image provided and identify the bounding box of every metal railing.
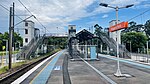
[98,33,131,58]
[28,34,46,57]
[131,53,150,63]
[119,44,131,58]
[17,34,45,60]
[17,38,36,59]
[99,34,116,52]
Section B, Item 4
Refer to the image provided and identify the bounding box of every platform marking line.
[99,55,150,69]
[11,51,61,84]
[30,50,64,84]
[29,55,55,84]
[78,56,117,84]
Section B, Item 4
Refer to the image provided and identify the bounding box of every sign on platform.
[2,46,5,50]
[54,66,61,70]
[109,22,128,32]
[90,46,96,60]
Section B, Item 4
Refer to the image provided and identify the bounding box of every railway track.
[0,54,55,84]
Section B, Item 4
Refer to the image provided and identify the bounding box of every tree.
[121,32,148,52]
[123,21,136,32]
[48,37,67,49]
[94,24,103,36]
[0,32,23,51]
[14,32,23,43]
[123,21,144,32]
[0,32,3,50]
[144,20,150,37]
[3,32,9,40]
[135,24,145,32]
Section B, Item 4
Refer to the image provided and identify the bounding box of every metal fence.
[131,53,150,63]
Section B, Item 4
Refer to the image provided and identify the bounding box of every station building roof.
[76,29,94,42]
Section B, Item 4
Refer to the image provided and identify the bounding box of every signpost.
[100,2,133,77]
[109,21,128,77]
[109,22,128,32]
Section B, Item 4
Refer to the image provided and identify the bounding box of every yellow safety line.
[29,55,57,84]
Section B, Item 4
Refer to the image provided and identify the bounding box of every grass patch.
[12,61,27,68]
[0,51,19,56]
[0,66,8,74]
[0,61,27,74]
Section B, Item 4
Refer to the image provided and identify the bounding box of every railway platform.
[10,49,150,84]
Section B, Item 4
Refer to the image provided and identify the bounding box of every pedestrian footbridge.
[17,29,131,60]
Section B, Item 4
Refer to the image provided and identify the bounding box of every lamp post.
[130,41,132,52]
[147,41,149,63]
[100,3,134,77]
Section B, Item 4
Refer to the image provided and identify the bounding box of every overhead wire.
[18,0,50,33]
[141,14,143,24]
[0,3,28,23]
[18,0,32,15]
[0,4,9,11]
[0,2,47,35]
[3,1,149,34]
[0,3,42,35]
[128,8,150,21]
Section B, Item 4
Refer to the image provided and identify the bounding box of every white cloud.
[100,0,147,6]
[0,0,149,33]
[144,4,150,7]
[0,0,95,33]
[102,14,108,18]
[17,0,97,33]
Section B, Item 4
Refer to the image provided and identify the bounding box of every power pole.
[8,3,15,69]
[13,3,15,50]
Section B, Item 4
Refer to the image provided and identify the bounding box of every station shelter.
[68,29,98,60]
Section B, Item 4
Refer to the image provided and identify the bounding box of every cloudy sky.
[0,0,150,34]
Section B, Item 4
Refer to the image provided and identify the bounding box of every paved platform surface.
[68,59,108,84]
[94,55,150,84]
[11,50,150,84]
[46,51,65,84]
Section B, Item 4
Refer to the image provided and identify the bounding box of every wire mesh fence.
[131,53,149,63]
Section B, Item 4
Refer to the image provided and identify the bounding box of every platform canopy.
[76,29,94,42]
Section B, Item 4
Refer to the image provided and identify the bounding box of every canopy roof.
[76,29,94,42]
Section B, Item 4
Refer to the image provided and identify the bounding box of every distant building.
[68,25,76,38]
[23,20,40,46]
[109,20,121,44]
[34,28,40,39]
[68,25,77,45]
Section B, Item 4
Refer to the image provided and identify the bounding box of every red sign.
[109,22,128,32]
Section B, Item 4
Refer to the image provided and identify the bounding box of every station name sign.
[109,22,128,32]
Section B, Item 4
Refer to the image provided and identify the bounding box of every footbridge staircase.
[17,34,46,60]
[98,32,131,58]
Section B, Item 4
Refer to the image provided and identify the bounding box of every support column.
[85,41,88,59]
[97,39,98,58]
[107,46,109,54]
[8,3,14,69]
[100,44,103,53]
[147,41,149,63]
